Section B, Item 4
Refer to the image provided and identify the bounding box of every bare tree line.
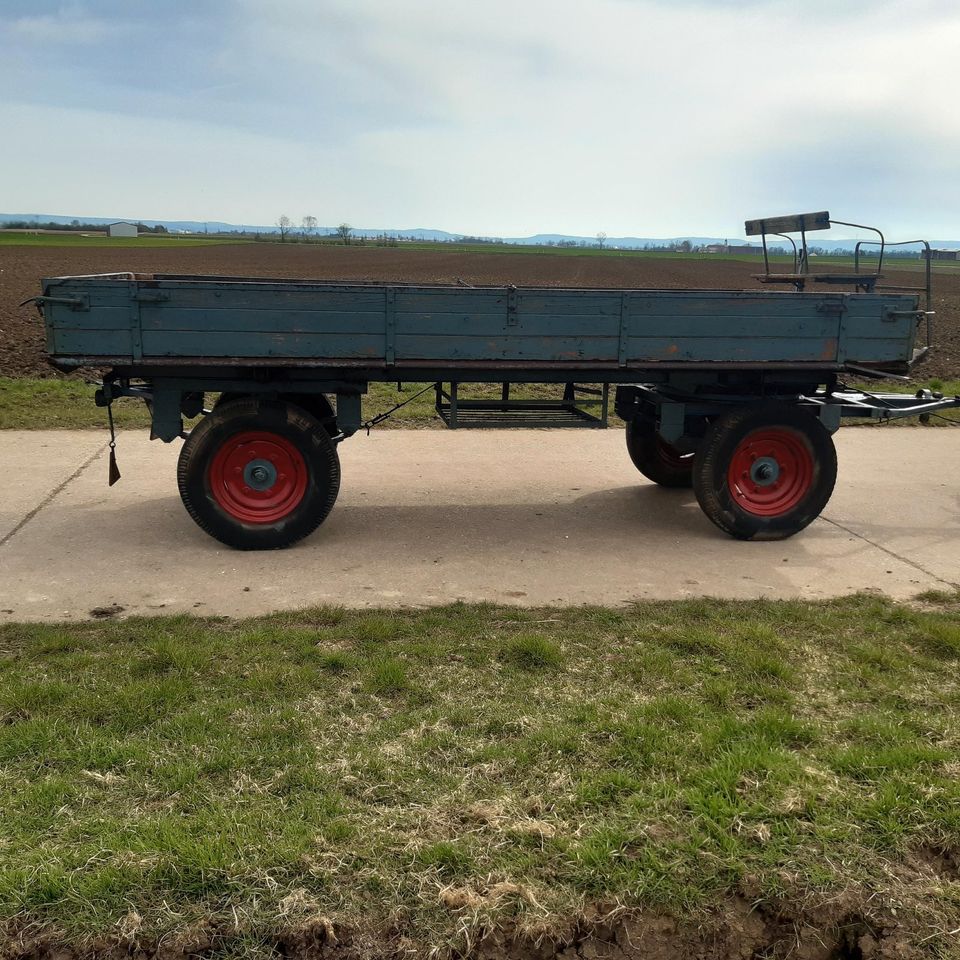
[275,215,353,244]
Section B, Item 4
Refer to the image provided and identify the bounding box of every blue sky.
[1,0,958,238]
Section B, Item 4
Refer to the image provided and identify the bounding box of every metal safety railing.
[854,238,933,311]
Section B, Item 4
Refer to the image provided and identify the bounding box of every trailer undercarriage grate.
[435,382,609,429]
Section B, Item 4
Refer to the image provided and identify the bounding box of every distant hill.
[2,214,958,252]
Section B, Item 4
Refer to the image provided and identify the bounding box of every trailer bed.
[40,273,923,374]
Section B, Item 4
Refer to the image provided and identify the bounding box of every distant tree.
[336,222,353,244]
[596,231,607,249]
[302,215,317,239]
[276,215,292,242]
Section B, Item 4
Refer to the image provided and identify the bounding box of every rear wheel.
[692,404,836,540]
[177,398,340,549]
[625,416,694,488]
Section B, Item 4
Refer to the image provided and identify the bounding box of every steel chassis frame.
[96,364,960,452]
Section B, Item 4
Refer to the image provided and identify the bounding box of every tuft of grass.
[500,633,563,671]
[914,588,960,608]
[912,619,960,659]
[363,657,409,694]
[414,840,473,877]
[315,651,354,674]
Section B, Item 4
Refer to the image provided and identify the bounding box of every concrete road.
[1,428,957,621]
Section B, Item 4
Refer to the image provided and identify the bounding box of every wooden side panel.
[41,276,920,368]
[46,281,135,357]
[839,297,916,361]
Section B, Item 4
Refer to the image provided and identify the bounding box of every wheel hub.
[749,456,780,487]
[244,459,278,491]
[727,427,814,517]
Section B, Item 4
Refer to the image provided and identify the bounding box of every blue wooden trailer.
[30,213,960,550]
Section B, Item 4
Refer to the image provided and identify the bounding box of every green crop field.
[0,231,250,248]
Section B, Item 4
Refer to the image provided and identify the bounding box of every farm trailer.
[31,216,960,550]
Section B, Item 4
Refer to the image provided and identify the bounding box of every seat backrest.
[744,211,830,236]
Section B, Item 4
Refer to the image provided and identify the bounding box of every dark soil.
[2,243,958,379]
[0,889,946,959]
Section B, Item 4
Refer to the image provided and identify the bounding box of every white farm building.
[107,221,138,238]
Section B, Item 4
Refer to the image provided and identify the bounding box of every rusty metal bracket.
[385,287,396,365]
[618,293,629,367]
[506,285,519,327]
[21,294,89,311]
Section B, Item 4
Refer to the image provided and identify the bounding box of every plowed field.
[2,242,958,378]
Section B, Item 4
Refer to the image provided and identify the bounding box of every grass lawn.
[2,376,959,431]
[1,596,958,957]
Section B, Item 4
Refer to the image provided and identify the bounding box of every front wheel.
[692,404,836,540]
[177,398,341,550]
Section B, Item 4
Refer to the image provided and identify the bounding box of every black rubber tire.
[177,398,340,550]
[692,403,837,540]
[215,392,338,435]
[625,417,694,488]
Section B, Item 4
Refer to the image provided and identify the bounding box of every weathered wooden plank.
[394,335,619,362]
[139,308,387,335]
[395,314,509,336]
[629,294,843,319]
[139,330,385,359]
[626,337,842,363]
[395,291,507,316]
[744,211,830,235]
[139,288,389,312]
[517,293,622,317]
[624,315,841,339]
[844,337,914,361]
[55,329,133,355]
[50,307,132,330]
[401,315,619,336]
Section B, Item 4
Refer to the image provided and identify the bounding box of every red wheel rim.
[656,436,694,470]
[727,427,814,517]
[208,431,308,524]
